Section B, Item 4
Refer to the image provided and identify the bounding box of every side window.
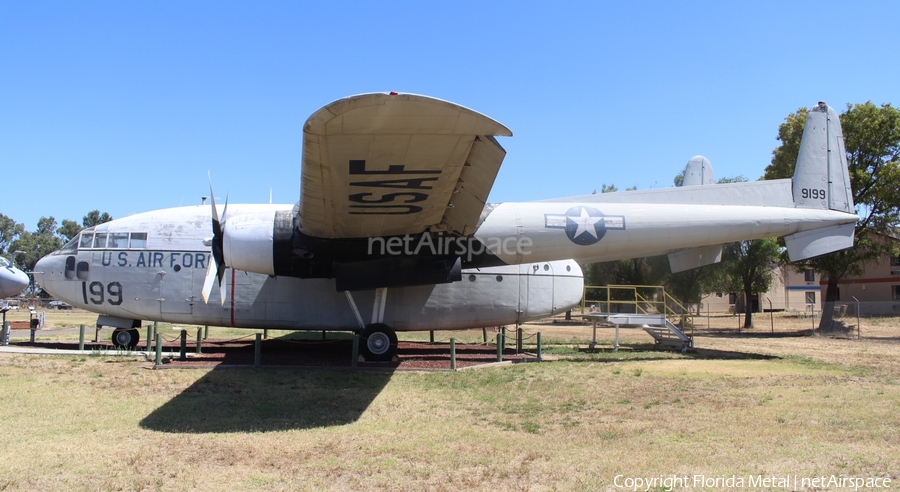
[79,233,94,249]
[93,233,107,249]
[129,232,148,249]
[65,256,76,280]
[804,270,815,282]
[107,232,129,248]
[805,292,816,305]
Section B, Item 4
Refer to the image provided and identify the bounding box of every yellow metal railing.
[582,285,693,337]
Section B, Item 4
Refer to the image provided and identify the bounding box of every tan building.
[702,265,822,314]
[703,235,900,316]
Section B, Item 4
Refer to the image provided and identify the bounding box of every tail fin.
[784,102,856,262]
[682,156,714,186]
[792,102,854,213]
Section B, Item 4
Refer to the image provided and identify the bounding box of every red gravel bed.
[11,338,535,370]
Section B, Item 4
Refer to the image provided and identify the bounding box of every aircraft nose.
[0,265,29,298]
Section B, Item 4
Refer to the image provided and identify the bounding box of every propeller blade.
[200,259,217,304]
[218,268,227,306]
[203,172,228,305]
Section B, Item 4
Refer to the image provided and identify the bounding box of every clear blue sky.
[2,1,897,231]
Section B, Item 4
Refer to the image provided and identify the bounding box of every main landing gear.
[345,287,398,362]
[111,328,140,349]
[360,323,398,362]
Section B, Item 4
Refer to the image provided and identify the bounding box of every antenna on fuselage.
[202,196,208,205]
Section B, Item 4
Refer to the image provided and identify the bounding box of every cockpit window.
[60,236,79,253]
[129,232,148,249]
[93,233,107,249]
[107,232,129,248]
[79,233,94,249]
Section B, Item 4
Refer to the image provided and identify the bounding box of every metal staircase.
[581,285,695,352]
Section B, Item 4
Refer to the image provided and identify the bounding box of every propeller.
[201,173,228,305]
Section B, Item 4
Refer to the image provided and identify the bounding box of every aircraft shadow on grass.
[139,336,395,433]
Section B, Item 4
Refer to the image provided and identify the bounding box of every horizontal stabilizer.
[668,244,723,273]
[784,223,855,262]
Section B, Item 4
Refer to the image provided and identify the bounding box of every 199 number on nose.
[81,281,123,306]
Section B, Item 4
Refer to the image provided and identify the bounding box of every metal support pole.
[30,323,35,343]
[254,333,261,367]
[450,338,456,371]
[203,324,208,340]
[429,331,434,343]
[153,321,158,341]
[322,330,326,340]
[537,332,542,361]
[496,333,503,362]
[853,296,860,339]
[263,328,268,339]
[94,325,100,343]
[1,320,8,347]
[196,327,202,354]
[352,334,359,368]
[517,328,523,354]
[179,329,187,361]
[79,324,85,351]
[154,333,162,366]
[146,325,152,352]
[482,327,487,343]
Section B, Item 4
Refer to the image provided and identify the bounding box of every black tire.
[112,328,140,349]
[359,323,398,362]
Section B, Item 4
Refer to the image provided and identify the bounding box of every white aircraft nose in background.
[0,256,29,299]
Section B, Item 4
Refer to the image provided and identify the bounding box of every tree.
[83,210,113,228]
[722,238,781,328]
[764,102,900,330]
[10,217,63,272]
[57,220,83,243]
[0,213,24,255]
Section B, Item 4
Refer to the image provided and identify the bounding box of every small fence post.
[352,334,359,368]
[154,333,162,366]
[196,327,202,354]
[263,328,268,339]
[496,333,503,362]
[78,324,85,351]
[254,333,261,367]
[537,332,542,361]
[203,324,208,340]
[429,331,434,343]
[450,338,456,371]
[516,327,523,354]
[482,327,488,343]
[179,329,187,361]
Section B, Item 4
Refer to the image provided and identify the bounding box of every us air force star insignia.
[543,206,626,246]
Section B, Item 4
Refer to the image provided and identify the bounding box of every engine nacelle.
[222,209,282,276]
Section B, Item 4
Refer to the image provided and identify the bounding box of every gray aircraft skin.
[0,256,29,299]
[34,95,857,359]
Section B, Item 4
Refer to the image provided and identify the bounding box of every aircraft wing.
[299,93,512,239]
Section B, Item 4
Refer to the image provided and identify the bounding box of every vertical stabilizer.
[792,102,854,213]
[682,156,714,186]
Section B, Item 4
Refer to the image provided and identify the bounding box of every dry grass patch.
[0,312,898,490]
